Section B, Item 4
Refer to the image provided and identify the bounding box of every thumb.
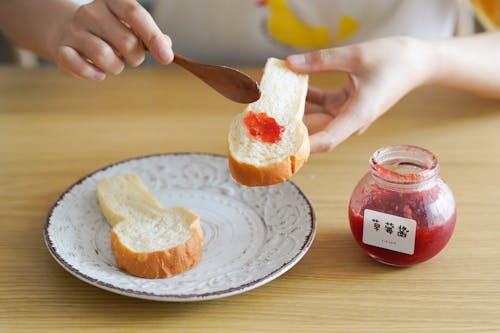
[286,47,355,74]
[148,33,174,64]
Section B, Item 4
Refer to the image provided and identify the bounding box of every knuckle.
[59,24,79,43]
[55,47,70,63]
[317,48,333,65]
[56,47,76,68]
[91,44,113,67]
[126,52,145,67]
[306,49,331,68]
[117,34,140,54]
[74,4,97,23]
[124,3,145,24]
[348,44,368,68]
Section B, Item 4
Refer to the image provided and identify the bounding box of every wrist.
[414,38,447,86]
[407,37,442,86]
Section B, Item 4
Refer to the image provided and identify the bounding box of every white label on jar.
[362,209,416,255]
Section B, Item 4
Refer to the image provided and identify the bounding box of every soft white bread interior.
[97,174,203,279]
[228,57,310,186]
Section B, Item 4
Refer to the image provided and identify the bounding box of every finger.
[309,131,338,153]
[325,86,350,109]
[305,87,349,116]
[305,86,326,105]
[286,46,358,74]
[303,113,332,135]
[311,114,357,152]
[82,3,145,67]
[106,0,173,64]
[56,46,106,80]
[355,123,371,135]
[68,31,125,75]
[309,97,369,152]
[305,101,325,114]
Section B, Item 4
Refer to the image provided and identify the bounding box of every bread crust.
[110,219,204,279]
[229,122,310,187]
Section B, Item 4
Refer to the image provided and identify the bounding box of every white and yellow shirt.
[153,0,474,65]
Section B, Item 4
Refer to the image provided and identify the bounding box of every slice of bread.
[228,57,310,186]
[96,174,203,279]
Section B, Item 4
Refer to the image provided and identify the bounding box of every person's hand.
[286,37,434,153]
[52,0,173,80]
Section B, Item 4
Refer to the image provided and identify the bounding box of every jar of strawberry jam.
[348,145,456,266]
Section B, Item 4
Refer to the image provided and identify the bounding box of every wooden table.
[1,66,499,332]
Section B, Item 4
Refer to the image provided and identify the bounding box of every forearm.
[424,31,500,99]
[0,0,78,60]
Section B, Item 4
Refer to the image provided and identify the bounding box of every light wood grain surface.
[1,66,499,333]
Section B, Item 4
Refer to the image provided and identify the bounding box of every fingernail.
[158,46,173,64]
[93,71,106,81]
[158,35,174,63]
[287,54,306,66]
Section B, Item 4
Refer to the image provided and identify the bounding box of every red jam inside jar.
[348,145,456,266]
[244,111,284,144]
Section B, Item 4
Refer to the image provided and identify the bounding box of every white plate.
[44,153,316,301]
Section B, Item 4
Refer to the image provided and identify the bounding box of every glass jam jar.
[348,145,456,266]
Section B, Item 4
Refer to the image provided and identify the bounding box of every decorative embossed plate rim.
[44,153,316,302]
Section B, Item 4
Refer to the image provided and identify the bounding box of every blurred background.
[0,0,497,68]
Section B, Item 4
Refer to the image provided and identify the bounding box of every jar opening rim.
[369,145,438,184]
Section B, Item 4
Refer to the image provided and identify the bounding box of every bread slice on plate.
[228,57,310,187]
[97,174,203,279]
